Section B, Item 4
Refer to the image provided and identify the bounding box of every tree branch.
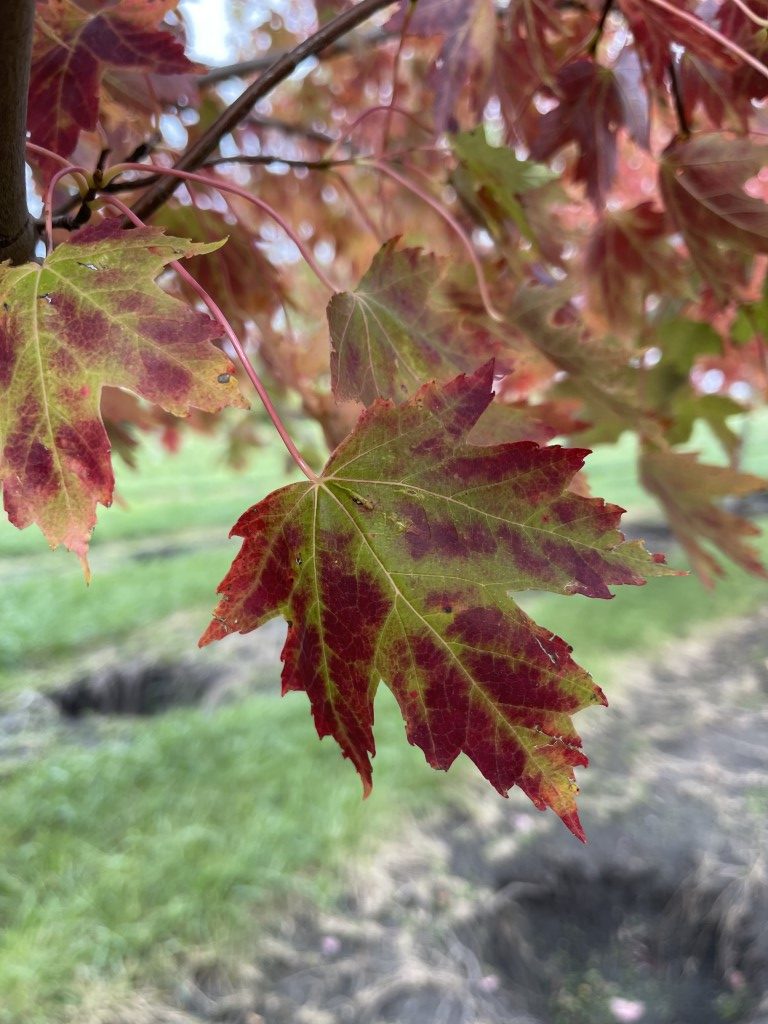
[198,27,395,86]
[0,0,36,264]
[588,0,613,55]
[130,0,400,223]
[668,59,691,138]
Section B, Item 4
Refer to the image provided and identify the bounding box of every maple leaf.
[659,135,768,300]
[201,364,670,840]
[584,203,681,334]
[714,0,768,106]
[492,0,598,138]
[530,59,626,206]
[617,0,731,86]
[328,240,514,405]
[29,0,196,166]
[452,128,559,241]
[508,284,657,438]
[386,0,496,130]
[639,448,767,586]
[0,219,246,568]
[467,398,587,447]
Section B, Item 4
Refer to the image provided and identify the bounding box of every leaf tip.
[80,554,92,585]
[561,808,587,844]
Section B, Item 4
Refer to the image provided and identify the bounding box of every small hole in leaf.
[39,293,52,303]
[295,555,302,566]
[77,261,98,271]
[2,303,8,312]
[443,605,453,614]
[217,373,231,384]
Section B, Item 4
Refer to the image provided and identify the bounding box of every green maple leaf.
[0,220,247,569]
[202,364,672,840]
[453,127,559,240]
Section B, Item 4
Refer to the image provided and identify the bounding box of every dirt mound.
[48,660,224,716]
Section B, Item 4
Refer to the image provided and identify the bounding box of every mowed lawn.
[0,416,766,1022]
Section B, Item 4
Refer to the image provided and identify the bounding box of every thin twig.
[130,0,400,223]
[668,60,691,138]
[325,103,432,159]
[44,164,90,250]
[588,0,613,55]
[368,160,504,323]
[730,0,768,29]
[245,114,338,146]
[331,169,385,241]
[110,162,339,293]
[381,2,416,156]
[198,27,396,85]
[203,153,360,171]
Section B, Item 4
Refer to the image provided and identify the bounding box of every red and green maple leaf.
[29,0,195,166]
[202,364,671,840]
[659,135,768,301]
[0,219,246,569]
[327,240,514,405]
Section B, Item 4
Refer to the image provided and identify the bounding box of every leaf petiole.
[103,195,320,485]
[106,162,339,294]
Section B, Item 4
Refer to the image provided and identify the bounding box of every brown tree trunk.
[0,0,36,265]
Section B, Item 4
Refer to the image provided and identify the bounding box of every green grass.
[0,546,235,671]
[0,433,294,685]
[0,428,292,560]
[0,691,443,1024]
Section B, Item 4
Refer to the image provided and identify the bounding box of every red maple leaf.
[617,0,732,86]
[659,134,768,300]
[530,59,626,206]
[387,0,496,130]
[29,0,196,167]
[584,203,681,334]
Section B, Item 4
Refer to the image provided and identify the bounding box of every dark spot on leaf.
[351,493,375,510]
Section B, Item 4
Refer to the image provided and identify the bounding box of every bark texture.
[0,0,35,265]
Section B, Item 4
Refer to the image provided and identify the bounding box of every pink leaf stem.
[645,0,768,82]
[44,164,91,252]
[107,162,339,294]
[104,194,320,484]
[368,159,504,323]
